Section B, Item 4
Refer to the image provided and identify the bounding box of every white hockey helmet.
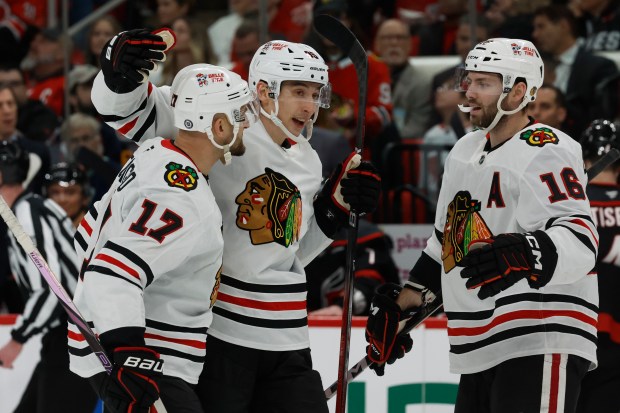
[248,40,331,142]
[170,64,253,164]
[457,38,544,131]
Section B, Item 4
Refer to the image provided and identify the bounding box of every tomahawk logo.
[525,233,542,270]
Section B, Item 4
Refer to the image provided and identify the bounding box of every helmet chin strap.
[206,122,241,166]
[459,93,529,133]
[259,99,318,143]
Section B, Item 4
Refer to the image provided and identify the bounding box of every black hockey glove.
[365,283,415,376]
[314,152,381,238]
[459,231,558,300]
[100,347,163,413]
[100,29,168,93]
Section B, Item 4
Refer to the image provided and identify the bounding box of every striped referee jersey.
[7,192,78,343]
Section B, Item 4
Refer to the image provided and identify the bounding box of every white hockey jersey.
[92,74,332,351]
[68,137,223,384]
[423,123,599,374]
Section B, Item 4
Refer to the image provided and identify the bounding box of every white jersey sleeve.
[516,145,598,285]
[91,72,176,144]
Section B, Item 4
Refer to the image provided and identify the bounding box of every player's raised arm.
[91,29,177,144]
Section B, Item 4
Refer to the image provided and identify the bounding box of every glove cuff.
[525,230,558,289]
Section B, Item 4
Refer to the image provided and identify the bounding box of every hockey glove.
[314,152,381,238]
[459,231,558,300]
[100,29,171,93]
[365,283,415,376]
[101,347,163,413]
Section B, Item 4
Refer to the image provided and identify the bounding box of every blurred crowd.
[0,0,619,315]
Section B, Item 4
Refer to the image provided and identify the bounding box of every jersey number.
[539,168,585,203]
[129,199,183,243]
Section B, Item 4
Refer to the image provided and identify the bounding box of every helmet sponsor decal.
[442,191,493,273]
[511,42,521,55]
[196,73,208,87]
[184,119,193,129]
[520,127,559,147]
[164,162,198,191]
[235,168,302,247]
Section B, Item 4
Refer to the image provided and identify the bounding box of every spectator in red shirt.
[231,19,262,81]
[20,28,69,117]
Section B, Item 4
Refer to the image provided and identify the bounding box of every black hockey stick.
[324,144,620,400]
[0,195,167,412]
[314,14,369,413]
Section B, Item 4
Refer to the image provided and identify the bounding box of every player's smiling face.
[464,72,503,128]
[275,81,322,135]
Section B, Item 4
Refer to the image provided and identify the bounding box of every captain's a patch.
[520,127,559,147]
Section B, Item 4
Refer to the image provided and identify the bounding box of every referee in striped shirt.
[0,140,97,412]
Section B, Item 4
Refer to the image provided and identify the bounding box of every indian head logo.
[520,127,559,147]
[235,168,302,247]
[163,162,198,191]
[442,191,492,272]
[196,73,208,87]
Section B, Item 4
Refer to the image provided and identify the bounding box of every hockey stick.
[0,195,167,413]
[314,14,369,413]
[324,144,620,400]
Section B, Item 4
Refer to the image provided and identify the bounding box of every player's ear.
[211,114,230,141]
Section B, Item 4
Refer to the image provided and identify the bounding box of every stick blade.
[313,14,355,55]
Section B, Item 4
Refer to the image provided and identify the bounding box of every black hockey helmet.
[580,119,619,160]
[43,162,91,197]
[0,140,29,185]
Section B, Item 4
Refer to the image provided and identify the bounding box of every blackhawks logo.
[520,127,559,147]
[441,191,493,273]
[210,266,221,308]
[164,162,198,191]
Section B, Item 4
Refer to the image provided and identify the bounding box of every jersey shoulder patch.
[163,161,199,192]
[519,127,559,148]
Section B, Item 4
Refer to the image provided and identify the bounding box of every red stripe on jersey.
[355,269,384,282]
[590,201,620,207]
[331,232,384,247]
[67,329,85,341]
[118,116,139,135]
[448,309,597,337]
[549,354,561,413]
[569,219,599,246]
[80,218,93,235]
[95,253,140,280]
[217,292,306,311]
[144,332,206,349]
[598,312,620,344]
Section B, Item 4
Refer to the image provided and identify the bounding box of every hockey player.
[576,119,620,413]
[365,38,599,412]
[91,30,381,413]
[0,141,98,413]
[68,63,253,413]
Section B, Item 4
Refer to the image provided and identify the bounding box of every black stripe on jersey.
[446,292,599,320]
[553,224,597,257]
[104,241,154,286]
[132,106,157,142]
[75,231,88,251]
[88,205,99,220]
[434,227,444,244]
[86,265,142,290]
[68,319,96,329]
[449,323,597,354]
[212,307,308,329]
[545,214,596,230]
[221,274,306,294]
[149,346,205,364]
[68,345,94,357]
[146,318,207,335]
[100,97,148,122]
[13,290,50,339]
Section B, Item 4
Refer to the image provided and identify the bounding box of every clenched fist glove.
[459,231,558,300]
[100,347,163,413]
[314,152,381,238]
[100,29,171,93]
[365,283,415,376]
